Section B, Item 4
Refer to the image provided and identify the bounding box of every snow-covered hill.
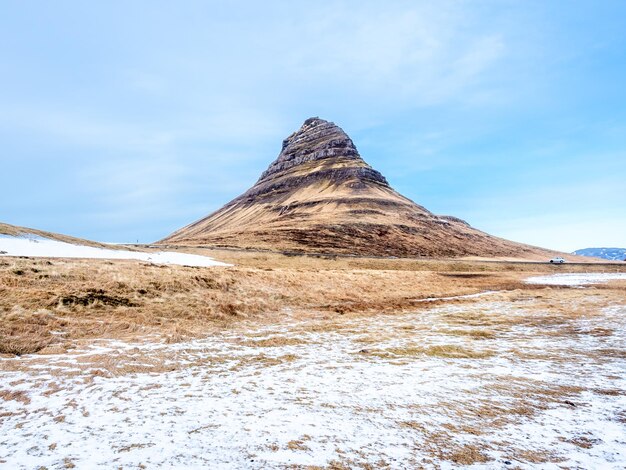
[0,234,230,267]
[573,247,626,261]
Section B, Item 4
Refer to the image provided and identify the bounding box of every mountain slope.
[0,222,228,266]
[161,118,561,259]
[0,222,122,250]
[573,248,626,261]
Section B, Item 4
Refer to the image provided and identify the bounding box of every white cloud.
[272,3,509,107]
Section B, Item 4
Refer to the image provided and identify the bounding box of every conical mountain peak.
[258,117,381,184]
[279,117,355,158]
[162,118,550,259]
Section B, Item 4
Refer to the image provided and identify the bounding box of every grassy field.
[1,249,624,355]
[1,250,625,468]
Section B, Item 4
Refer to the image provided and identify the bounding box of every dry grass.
[286,435,312,451]
[0,258,503,354]
[0,389,31,404]
[245,337,308,348]
[440,328,497,339]
[1,260,624,469]
[366,344,494,359]
[443,445,492,465]
[1,251,624,355]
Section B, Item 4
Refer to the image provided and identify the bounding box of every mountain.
[161,117,560,259]
[573,247,626,261]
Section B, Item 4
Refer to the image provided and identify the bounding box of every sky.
[1,0,625,252]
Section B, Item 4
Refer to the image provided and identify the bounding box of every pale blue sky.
[1,1,625,251]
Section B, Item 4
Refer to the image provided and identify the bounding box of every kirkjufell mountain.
[161,117,555,258]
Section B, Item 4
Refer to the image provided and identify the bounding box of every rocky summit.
[161,117,552,258]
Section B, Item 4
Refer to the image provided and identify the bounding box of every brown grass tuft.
[365,344,494,359]
[0,389,31,404]
[445,445,492,465]
[245,337,307,348]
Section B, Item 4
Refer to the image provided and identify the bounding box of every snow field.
[0,234,230,267]
[525,273,626,286]
[1,298,625,469]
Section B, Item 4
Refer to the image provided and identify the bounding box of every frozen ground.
[1,294,625,469]
[525,272,626,286]
[0,234,229,267]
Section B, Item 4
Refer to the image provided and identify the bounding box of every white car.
[549,257,565,264]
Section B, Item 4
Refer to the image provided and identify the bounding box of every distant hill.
[0,222,227,266]
[0,222,123,250]
[573,247,626,261]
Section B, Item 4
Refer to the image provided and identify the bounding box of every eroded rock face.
[258,117,388,187]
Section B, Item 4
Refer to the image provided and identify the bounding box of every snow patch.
[0,234,230,267]
[525,273,626,286]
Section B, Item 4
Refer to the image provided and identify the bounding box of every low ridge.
[161,118,557,258]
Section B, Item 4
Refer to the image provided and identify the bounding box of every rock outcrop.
[259,117,368,179]
[160,117,555,259]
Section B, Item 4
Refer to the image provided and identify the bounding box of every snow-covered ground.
[0,234,229,267]
[1,299,624,469]
[525,273,626,286]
